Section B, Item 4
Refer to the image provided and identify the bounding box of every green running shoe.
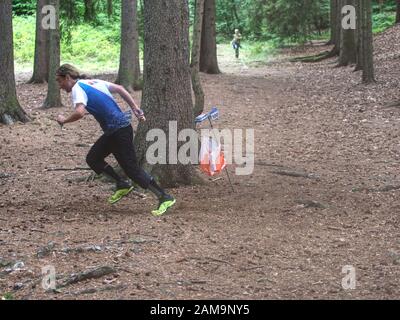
[151,196,176,217]
[108,186,135,204]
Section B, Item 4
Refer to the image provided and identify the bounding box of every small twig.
[72,284,127,295]
[382,101,400,108]
[271,170,320,180]
[58,266,116,289]
[327,226,342,231]
[296,199,327,209]
[46,167,92,172]
[30,228,46,234]
[205,257,235,267]
[352,184,400,193]
[240,265,264,271]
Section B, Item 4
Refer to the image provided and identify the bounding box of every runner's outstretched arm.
[107,83,146,121]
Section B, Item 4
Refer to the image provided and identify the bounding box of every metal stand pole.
[208,118,235,193]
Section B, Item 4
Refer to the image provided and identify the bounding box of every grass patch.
[13,16,123,73]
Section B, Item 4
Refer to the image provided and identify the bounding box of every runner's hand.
[56,115,66,126]
[134,109,146,122]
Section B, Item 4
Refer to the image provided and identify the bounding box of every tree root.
[289,50,337,63]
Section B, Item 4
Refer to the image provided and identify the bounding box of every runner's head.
[56,64,87,93]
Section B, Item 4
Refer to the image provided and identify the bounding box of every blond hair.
[56,64,88,80]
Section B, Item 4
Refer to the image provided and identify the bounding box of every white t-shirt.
[71,79,113,108]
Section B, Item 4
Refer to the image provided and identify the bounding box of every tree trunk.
[328,0,337,46]
[107,0,113,18]
[29,0,50,84]
[191,0,205,118]
[355,0,363,71]
[396,0,400,23]
[362,0,375,83]
[200,0,220,74]
[0,0,29,124]
[84,0,96,22]
[335,0,343,55]
[134,0,198,187]
[43,0,62,108]
[116,0,141,92]
[339,0,357,66]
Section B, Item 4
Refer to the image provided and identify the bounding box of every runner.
[55,64,176,216]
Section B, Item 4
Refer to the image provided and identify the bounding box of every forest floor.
[2,27,400,300]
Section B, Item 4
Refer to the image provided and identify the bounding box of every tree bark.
[116,0,141,92]
[134,0,199,187]
[0,0,29,124]
[29,0,50,84]
[338,0,357,66]
[362,0,375,83]
[43,0,62,108]
[107,0,113,18]
[328,0,337,46]
[84,0,96,22]
[355,0,363,71]
[191,0,205,118]
[332,0,342,55]
[200,0,221,74]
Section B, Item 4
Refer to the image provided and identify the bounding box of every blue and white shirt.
[71,79,131,135]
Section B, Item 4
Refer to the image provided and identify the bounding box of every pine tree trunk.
[107,0,113,18]
[339,0,357,66]
[134,0,199,187]
[328,0,337,45]
[84,0,96,22]
[116,0,140,92]
[191,0,205,118]
[0,0,29,124]
[396,0,400,23]
[29,0,50,84]
[355,0,363,71]
[330,0,341,55]
[43,0,62,108]
[362,0,375,83]
[200,0,221,74]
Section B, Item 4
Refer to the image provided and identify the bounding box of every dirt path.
[1,41,400,299]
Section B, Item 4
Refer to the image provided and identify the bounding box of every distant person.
[231,29,242,58]
[55,64,176,217]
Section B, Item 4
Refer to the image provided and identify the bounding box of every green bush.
[372,12,396,33]
[13,16,122,72]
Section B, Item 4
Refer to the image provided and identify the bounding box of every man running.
[55,64,175,216]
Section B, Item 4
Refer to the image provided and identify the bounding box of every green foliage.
[371,0,396,33]
[216,0,330,44]
[1,292,14,300]
[13,16,122,72]
[372,12,396,33]
[13,0,35,16]
[13,16,36,70]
